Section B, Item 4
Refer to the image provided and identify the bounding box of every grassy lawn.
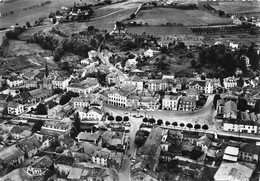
[5,40,51,57]
[211,1,260,13]
[0,0,98,28]
[132,8,232,26]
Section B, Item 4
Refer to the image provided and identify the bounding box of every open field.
[0,0,98,28]
[211,1,260,13]
[58,8,135,33]
[5,40,51,57]
[127,26,192,35]
[132,8,232,26]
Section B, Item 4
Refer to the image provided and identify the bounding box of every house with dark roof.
[178,96,196,111]
[189,80,206,93]
[29,88,51,104]
[13,91,32,104]
[76,107,103,122]
[54,156,75,176]
[239,143,260,163]
[92,148,110,167]
[18,135,41,159]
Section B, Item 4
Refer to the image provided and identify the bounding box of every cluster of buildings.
[131,126,260,180]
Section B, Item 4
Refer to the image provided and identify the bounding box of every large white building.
[223,76,237,90]
[67,78,99,95]
[52,76,70,90]
[7,102,24,115]
[223,119,258,134]
[107,86,135,107]
[7,77,24,87]
[162,94,182,110]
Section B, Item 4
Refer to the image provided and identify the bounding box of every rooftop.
[55,155,74,166]
[0,145,24,164]
[214,162,254,181]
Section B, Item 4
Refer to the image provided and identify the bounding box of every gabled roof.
[0,145,24,163]
[190,80,206,87]
[18,135,41,151]
[93,148,110,159]
[29,88,50,97]
[223,100,237,114]
[7,101,21,108]
[0,94,9,101]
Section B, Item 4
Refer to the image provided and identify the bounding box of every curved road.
[105,95,215,181]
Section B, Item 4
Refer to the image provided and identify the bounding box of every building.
[223,100,237,119]
[216,99,225,115]
[189,80,206,93]
[92,148,110,166]
[70,96,91,108]
[67,78,99,95]
[52,76,70,90]
[178,96,196,111]
[6,76,24,87]
[223,146,239,162]
[29,88,51,104]
[76,132,101,144]
[214,162,254,181]
[76,107,103,121]
[0,144,25,166]
[223,76,237,90]
[41,120,71,135]
[239,143,260,163]
[162,94,182,110]
[205,81,214,94]
[18,135,41,159]
[147,79,166,91]
[54,156,75,176]
[7,101,24,115]
[124,75,143,91]
[223,119,258,134]
[108,86,136,107]
[25,80,39,89]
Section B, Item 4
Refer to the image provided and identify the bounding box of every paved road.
[105,95,215,181]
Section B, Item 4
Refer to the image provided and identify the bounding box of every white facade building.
[223,76,237,90]
[7,102,24,115]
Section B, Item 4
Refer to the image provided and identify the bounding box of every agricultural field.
[4,40,52,57]
[0,0,98,28]
[127,26,192,35]
[211,1,260,13]
[131,8,232,26]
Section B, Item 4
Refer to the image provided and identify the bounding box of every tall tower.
[45,62,49,78]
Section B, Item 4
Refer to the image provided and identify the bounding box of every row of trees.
[142,117,209,131]
[107,115,129,122]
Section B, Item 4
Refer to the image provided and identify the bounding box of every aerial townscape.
[0,0,260,180]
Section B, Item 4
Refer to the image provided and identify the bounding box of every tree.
[53,88,63,94]
[134,136,145,147]
[190,59,197,68]
[237,98,248,111]
[186,123,193,130]
[32,120,44,133]
[59,95,71,105]
[116,116,122,122]
[213,94,221,109]
[172,122,178,127]
[107,115,114,121]
[74,112,81,132]
[130,13,136,19]
[36,103,47,115]
[165,121,170,126]
[123,116,129,122]
[149,118,156,125]
[194,124,201,130]
[26,22,31,28]
[202,124,209,131]
[157,119,163,125]
[143,117,148,124]
[180,123,185,128]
